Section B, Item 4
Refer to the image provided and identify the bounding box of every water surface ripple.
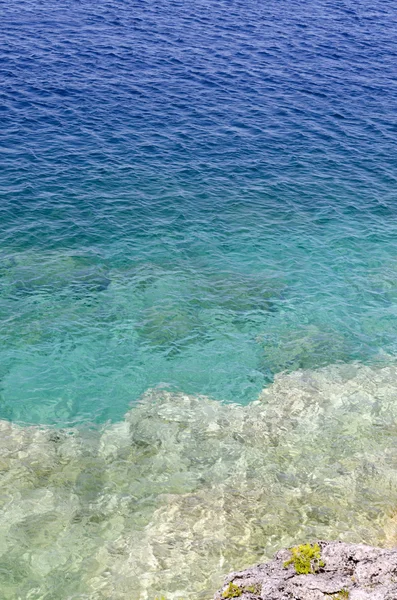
[2,0,397,423]
[1,0,397,596]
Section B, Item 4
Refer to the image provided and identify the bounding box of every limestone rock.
[214,541,397,600]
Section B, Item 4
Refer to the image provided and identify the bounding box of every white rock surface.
[215,541,397,600]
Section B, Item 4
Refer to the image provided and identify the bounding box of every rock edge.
[214,540,397,600]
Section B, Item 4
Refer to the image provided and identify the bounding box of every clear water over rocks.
[1,0,397,596]
[2,364,397,598]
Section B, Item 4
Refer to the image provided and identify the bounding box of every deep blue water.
[1,0,397,425]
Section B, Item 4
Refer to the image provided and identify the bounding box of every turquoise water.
[2,0,397,424]
[2,0,397,597]
[2,215,397,424]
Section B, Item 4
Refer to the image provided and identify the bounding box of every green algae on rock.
[222,582,243,598]
[215,541,396,600]
[283,542,325,575]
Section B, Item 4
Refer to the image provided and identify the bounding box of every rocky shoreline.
[214,541,397,600]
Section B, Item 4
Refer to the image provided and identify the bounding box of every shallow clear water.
[1,0,397,597]
[2,365,397,599]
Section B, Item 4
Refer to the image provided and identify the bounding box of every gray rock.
[214,541,397,600]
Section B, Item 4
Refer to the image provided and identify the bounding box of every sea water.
[1,0,397,597]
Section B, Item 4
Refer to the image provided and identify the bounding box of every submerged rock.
[215,540,397,600]
[2,364,397,598]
